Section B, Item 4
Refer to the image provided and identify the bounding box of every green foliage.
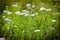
[0,0,59,40]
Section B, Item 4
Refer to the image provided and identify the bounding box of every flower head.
[40,7,46,11]
[15,11,23,15]
[52,20,56,22]
[3,10,8,13]
[32,5,35,8]
[5,18,11,23]
[22,10,29,14]
[34,30,40,32]
[7,11,12,15]
[26,4,31,7]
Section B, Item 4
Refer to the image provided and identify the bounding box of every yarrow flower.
[5,18,11,23]
[15,11,23,15]
[34,30,40,32]
[32,5,35,8]
[22,10,29,14]
[52,20,56,22]
[40,7,46,11]
[7,11,12,15]
[26,4,31,7]
[3,10,8,13]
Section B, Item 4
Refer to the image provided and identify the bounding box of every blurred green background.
[0,0,60,40]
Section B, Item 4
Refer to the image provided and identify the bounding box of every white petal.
[40,7,46,11]
[32,5,35,8]
[7,11,12,15]
[26,4,31,7]
[52,20,56,22]
[34,30,40,32]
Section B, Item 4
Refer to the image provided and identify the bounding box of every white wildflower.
[52,20,56,22]
[46,8,52,11]
[30,14,36,17]
[7,11,12,15]
[15,11,23,15]
[32,5,35,8]
[26,4,31,7]
[12,4,18,7]
[34,30,40,32]
[22,10,29,13]
[24,14,29,16]
[3,10,8,13]
[40,7,46,11]
[5,18,11,22]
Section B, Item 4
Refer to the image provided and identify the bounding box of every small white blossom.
[32,5,35,8]
[52,20,56,22]
[5,18,11,22]
[3,10,8,13]
[40,7,46,11]
[22,10,29,13]
[7,11,12,15]
[24,14,29,16]
[30,14,36,17]
[26,4,31,7]
[46,8,52,11]
[15,11,23,15]
[12,4,18,7]
[34,30,40,32]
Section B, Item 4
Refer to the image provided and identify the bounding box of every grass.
[0,0,59,40]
